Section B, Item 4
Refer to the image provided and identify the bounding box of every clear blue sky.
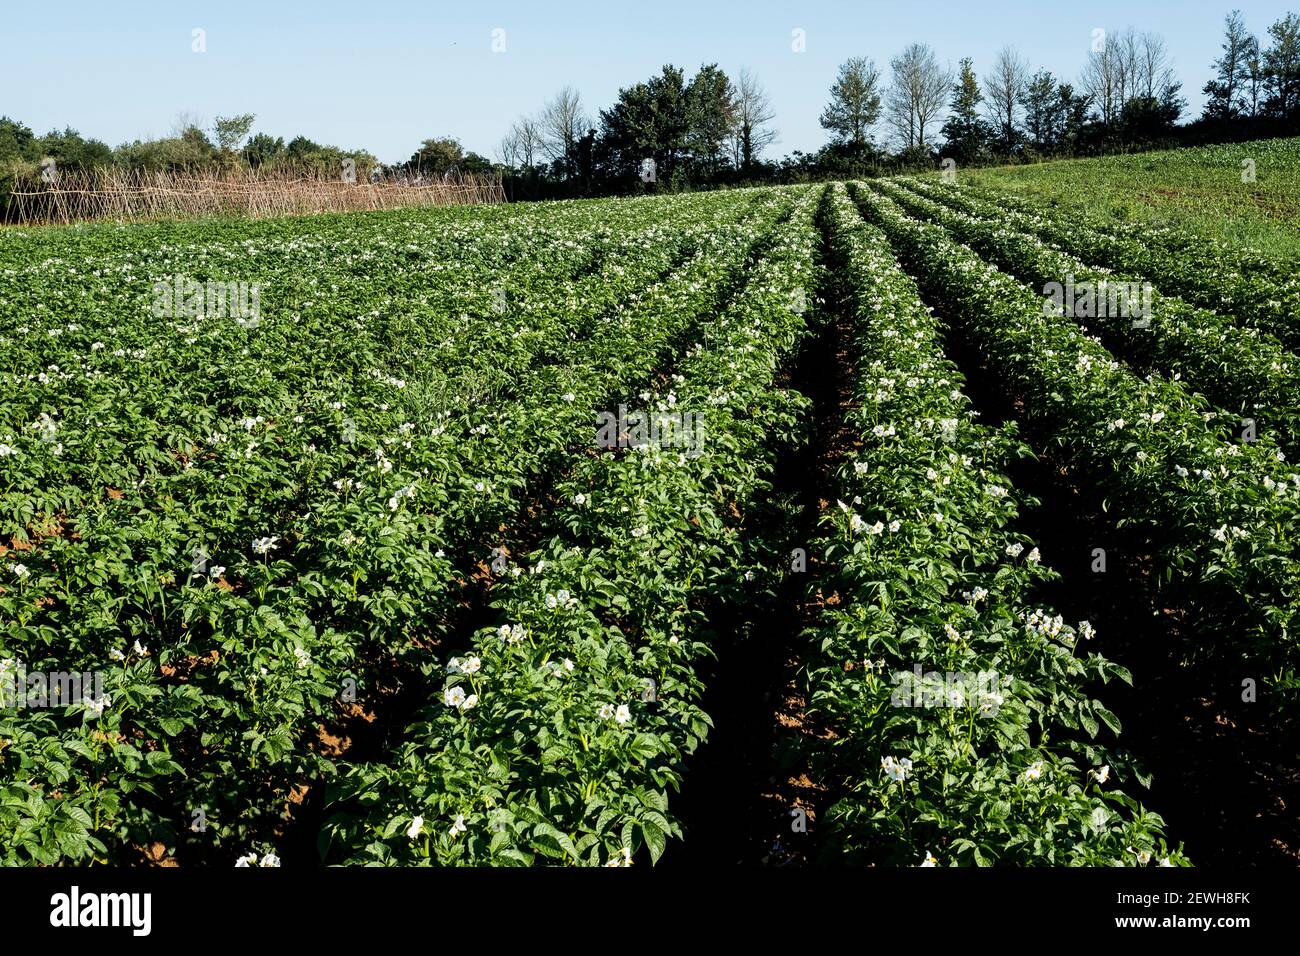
[3,1,1293,164]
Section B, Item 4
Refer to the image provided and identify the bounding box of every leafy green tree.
[685,64,737,178]
[407,137,463,175]
[0,117,40,218]
[1203,10,1255,119]
[597,65,691,186]
[1020,70,1062,150]
[1018,72,1090,154]
[114,131,214,171]
[212,114,257,152]
[243,133,284,168]
[0,116,38,163]
[1118,82,1186,142]
[820,57,882,151]
[404,137,491,177]
[34,127,113,170]
[1262,12,1300,119]
[940,58,991,163]
[285,135,323,162]
[1055,83,1092,153]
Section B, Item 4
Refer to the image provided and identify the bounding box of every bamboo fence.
[8,166,506,225]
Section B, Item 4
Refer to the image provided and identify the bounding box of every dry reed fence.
[8,167,506,225]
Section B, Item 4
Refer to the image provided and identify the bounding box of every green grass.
[953,137,1300,261]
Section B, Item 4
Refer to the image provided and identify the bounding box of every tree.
[1115,29,1142,107]
[114,126,215,171]
[596,65,691,186]
[1118,82,1185,142]
[212,114,256,152]
[170,111,206,139]
[1203,11,1254,120]
[32,127,113,170]
[940,58,991,163]
[1056,83,1092,152]
[885,44,952,151]
[1017,71,1090,154]
[285,135,324,162]
[731,69,777,170]
[497,129,521,170]
[1084,28,1177,130]
[0,116,38,163]
[685,64,737,178]
[500,115,543,170]
[406,137,488,177]
[984,46,1028,154]
[820,57,883,151]
[1019,70,1062,150]
[540,86,589,179]
[1263,12,1300,120]
[1245,35,1265,118]
[1081,39,1121,126]
[1135,32,1176,101]
[243,133,284,168]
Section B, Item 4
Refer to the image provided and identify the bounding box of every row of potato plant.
[804,184,1184,866]
[876,178,1300,457]
[851,183,1300,703]
[320,185,823,866]
[0,189,788,863]
[910,177,1300,353]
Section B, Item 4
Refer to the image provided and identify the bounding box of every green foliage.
[805,184,1186,866]
[819,57,883,151]
[213,114,257,153]
[684,64,737,178]
[859,180,1300,703]
[597,64,692,187]
[0,183,817,865]
[242,133,285,169]
[405,137,492,177]
[940,58,992,164]
[958,136,1300,259]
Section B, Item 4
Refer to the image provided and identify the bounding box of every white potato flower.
[881,755,913,783]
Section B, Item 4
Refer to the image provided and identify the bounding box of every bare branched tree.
[497,129,520,169]
[1115,29,1141,106]
[170,111,206,138]
[984,46,1028,151]
[1081,38,1122,124]
[540,87,589,178]
[499,116,542,169]
[1136,31,1175,99]
[886,43,952,150]
[1083,28,1175,125]
[518,116,542,168]
[731,68,778,169]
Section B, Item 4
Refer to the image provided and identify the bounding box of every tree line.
[497,9,1299,195]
